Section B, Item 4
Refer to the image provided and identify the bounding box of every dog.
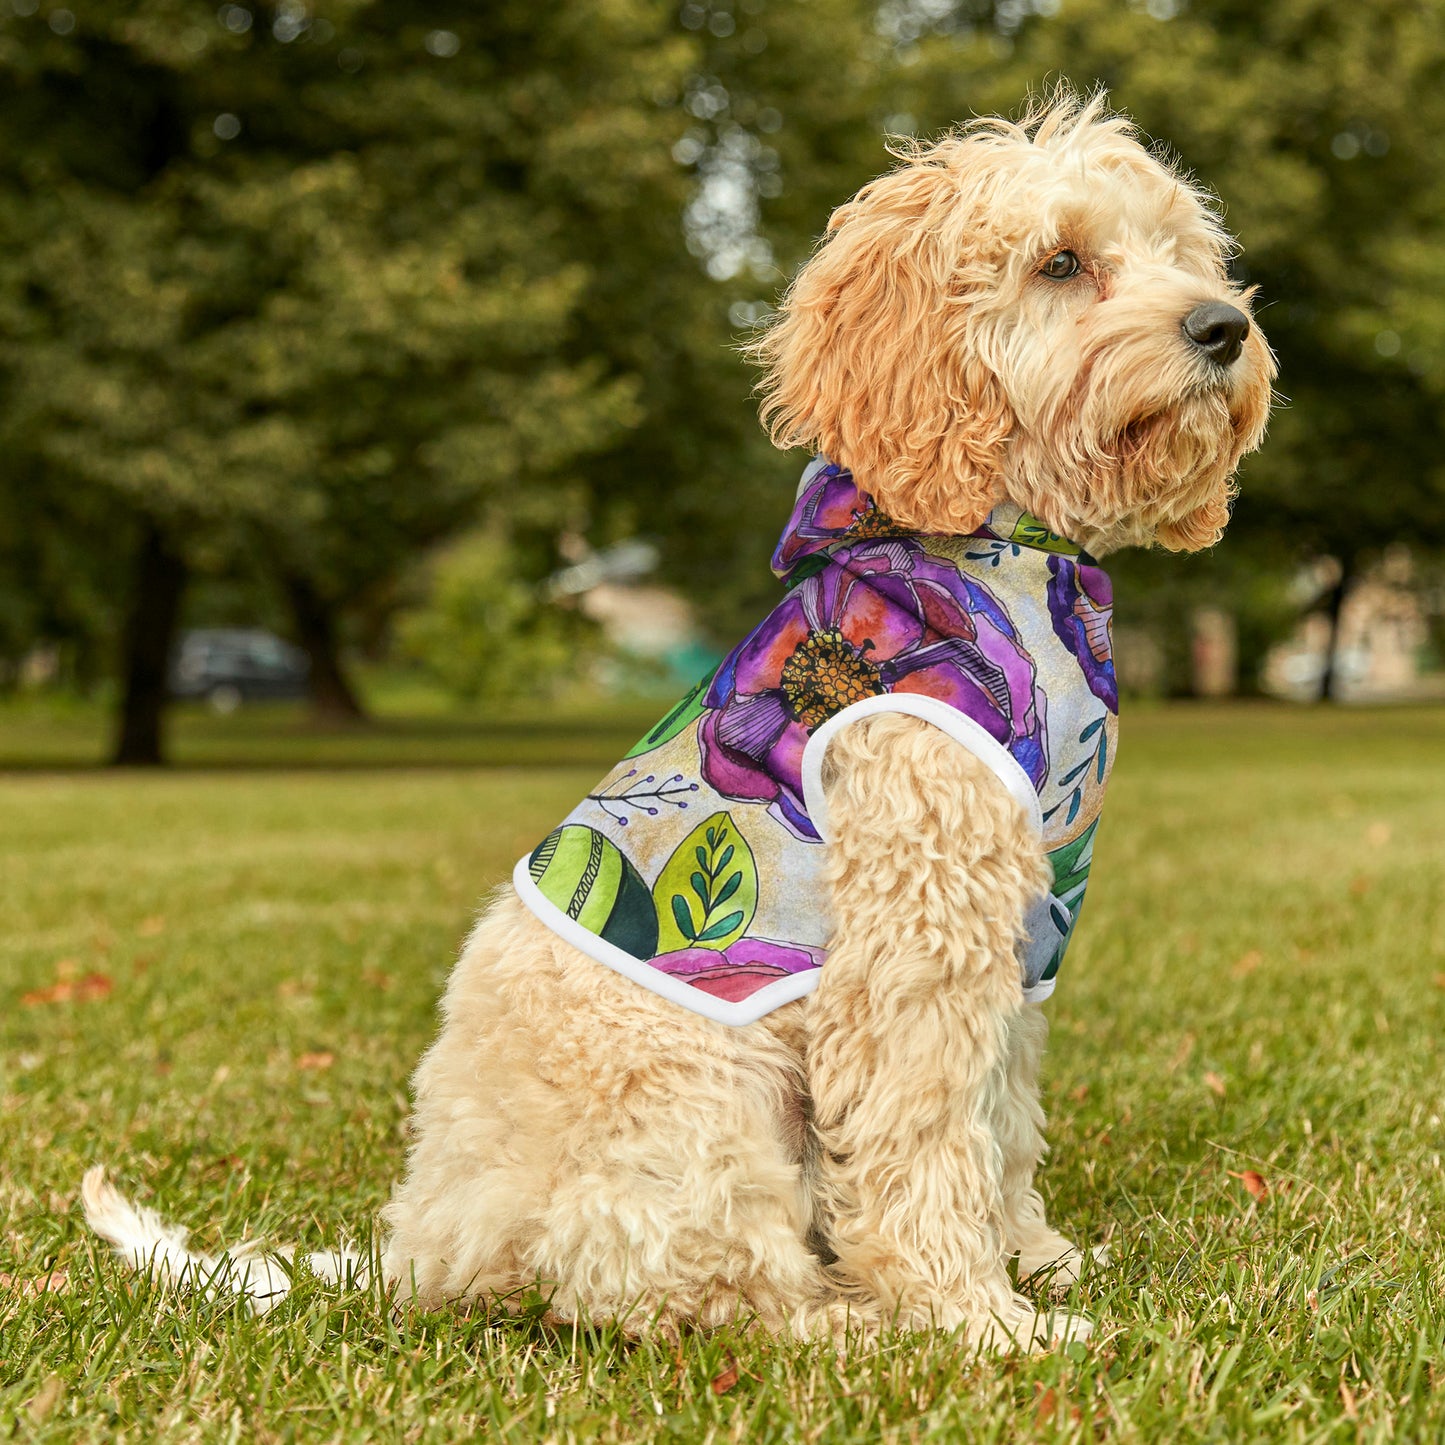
[85,90,1273,1351]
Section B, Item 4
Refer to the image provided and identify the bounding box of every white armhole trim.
[511,856,823,1027]
[799,694,1045,842]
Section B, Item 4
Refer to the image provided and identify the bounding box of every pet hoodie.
[513,457,1119,1027]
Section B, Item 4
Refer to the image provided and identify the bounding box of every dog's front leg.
[806,713,1088,1350]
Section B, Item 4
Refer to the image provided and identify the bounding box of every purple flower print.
[653,937,823,1004]
[771,462,907,575]
[699,537,1048,839]
[1046,555,1117,712]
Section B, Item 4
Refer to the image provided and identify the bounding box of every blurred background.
[2,0,1444,767]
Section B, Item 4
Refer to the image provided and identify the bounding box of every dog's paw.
[970,1296,1093,1353]
[1018,1239,1110,1294]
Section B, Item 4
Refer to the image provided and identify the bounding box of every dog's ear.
[750,147,1013,534]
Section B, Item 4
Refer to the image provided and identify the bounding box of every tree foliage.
[3,0,1444,736]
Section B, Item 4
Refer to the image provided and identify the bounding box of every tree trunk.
[1317,553,1355,703]
[111,523,187,766]
[284,572,367,724]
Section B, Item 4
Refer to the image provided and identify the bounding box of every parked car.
[169,629,310,712]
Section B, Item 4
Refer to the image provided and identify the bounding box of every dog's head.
[752,91,1275,554]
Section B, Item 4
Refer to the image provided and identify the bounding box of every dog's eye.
[1041,250,1081,280]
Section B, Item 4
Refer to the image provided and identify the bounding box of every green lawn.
[2,703,1443,1442]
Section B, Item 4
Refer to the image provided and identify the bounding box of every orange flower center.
[780,628,884,729]
[847,503,907,540]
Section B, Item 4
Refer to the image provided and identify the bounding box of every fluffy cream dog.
[86,92,1273,1351]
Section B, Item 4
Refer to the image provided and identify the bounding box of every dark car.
[169,629,310,712]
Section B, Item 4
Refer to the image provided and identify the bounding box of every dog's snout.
[1182,302,1250,367]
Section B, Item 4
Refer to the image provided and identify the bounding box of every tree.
[0,0,694,758]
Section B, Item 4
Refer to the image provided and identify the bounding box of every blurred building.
[1262,547,1441,701]
[547,539,720,692]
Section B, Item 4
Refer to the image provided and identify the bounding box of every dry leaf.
[1228,1169,1268,1200]
[1231,950,1263,978]
[295,1051,335,1072]
[21,972,113,1007]
[710,1357,739,1396]
[0,1268,69,1299]
[138,916,166,937]
[21,982,68,1007]
[1034,1386,1058,1425]
[1204,1071,1227,1098]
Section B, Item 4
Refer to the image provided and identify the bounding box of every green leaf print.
[623,668,717,760]
[652,811,757,953]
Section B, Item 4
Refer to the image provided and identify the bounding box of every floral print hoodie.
[513,458,1118,1026]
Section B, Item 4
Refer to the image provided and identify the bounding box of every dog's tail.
[81,1166,368,1315]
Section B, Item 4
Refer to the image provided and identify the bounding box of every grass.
[2,701,1443,1442]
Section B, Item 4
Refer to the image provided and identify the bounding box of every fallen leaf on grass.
[1034,1385,1084,1428]
[1034,1386,1058,1425]
[710,1357,739,1395]
[1228,1169,1269,1201]
[1203,1071,1227,1098]
[295,1051,334,1071]
[21,973,113,1007]
[1231,950,1263,978]
[0,1267,69,1298]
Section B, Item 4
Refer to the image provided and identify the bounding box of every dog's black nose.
[1182,302,1251,366]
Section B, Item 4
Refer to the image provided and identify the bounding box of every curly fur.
[750,91,1274,552]
[84,88,1272,1353]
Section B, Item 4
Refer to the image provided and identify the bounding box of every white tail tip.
[81,1166,368,1315]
